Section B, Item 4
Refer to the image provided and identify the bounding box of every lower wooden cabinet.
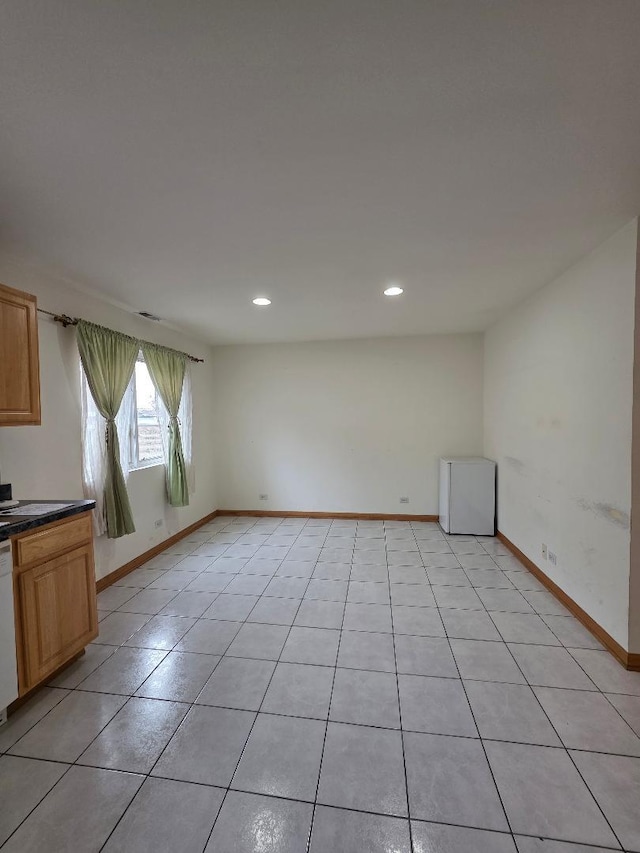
[12,512,98,695]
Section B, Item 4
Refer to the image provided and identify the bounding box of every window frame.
[130,354,164,471]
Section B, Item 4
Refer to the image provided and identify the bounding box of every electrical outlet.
[399,497,409,504]
[542,543,548,560]
[548,550,557,566]
[259,494,269,501]
[154,519,163,529]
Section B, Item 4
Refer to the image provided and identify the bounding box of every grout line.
[302,550,350,852]
[3,516,639,853]
[0,687,73,755]
[96,515,302,851]
[0,683,143,851]
[491,613,626,850]
[386,523,418,853]
[441,583,518,848]
[197,536,318,853]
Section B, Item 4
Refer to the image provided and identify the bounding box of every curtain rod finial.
[55,314,77,327]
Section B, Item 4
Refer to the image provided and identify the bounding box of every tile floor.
[1,515,640,852]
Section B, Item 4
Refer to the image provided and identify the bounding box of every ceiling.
[1,1,640,345]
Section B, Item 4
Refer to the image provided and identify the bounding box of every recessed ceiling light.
[252,297,271,306]
[384,285,404,296]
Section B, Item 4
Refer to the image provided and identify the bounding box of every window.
[79,338,194,537]
[132,357,163,467]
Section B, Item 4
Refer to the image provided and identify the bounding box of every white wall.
[212,335,484,515]
[4,224,638,654]
[484,220,638,651]
[0,256,217,581]
[629,225,640,655]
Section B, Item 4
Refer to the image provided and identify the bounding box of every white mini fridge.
[439,457,496,535]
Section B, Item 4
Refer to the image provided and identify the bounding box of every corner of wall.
[482,219,638,652]
[628,217,640,654]
[0,253,220,581]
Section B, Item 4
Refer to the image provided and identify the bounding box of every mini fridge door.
[449,460,496,536]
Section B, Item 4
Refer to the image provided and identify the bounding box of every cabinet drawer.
[15,514,93,567]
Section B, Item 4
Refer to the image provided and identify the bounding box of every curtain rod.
[37,308,205,363]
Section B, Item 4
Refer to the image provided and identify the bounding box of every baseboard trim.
[96,508,437,593]
[217,510,439,522]
[497,531,639,671]
[96,510,220,592]
[97,513,638,669]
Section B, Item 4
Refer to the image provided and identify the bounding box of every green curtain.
[142,343,190,507]
[77,320,139,538]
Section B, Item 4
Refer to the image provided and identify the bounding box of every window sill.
[130,460,164,473]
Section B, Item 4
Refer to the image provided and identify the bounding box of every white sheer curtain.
[80,360,136,536]
[156,361,195,495]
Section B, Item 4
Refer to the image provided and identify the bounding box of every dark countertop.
[0,500,96,542]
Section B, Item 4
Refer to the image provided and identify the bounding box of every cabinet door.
[16,545,98,692]
[0,282,41,425]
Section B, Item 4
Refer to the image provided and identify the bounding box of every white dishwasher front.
[0,540,18,722]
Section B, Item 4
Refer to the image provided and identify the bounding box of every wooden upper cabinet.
[0,282,41,425]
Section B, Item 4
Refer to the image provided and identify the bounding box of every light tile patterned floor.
[1,515,640,852]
